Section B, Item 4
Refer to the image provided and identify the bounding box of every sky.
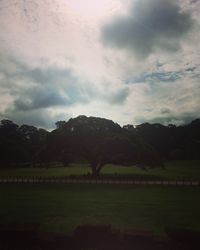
[0,0,200,129]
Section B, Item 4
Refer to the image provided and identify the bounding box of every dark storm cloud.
[0,56,92,127]
[14,88,69,111]
[109,87,130,104]
[7,65,92,111]
[3,109,54,128]
[0,55,131,110]
[2,108,71,129]
[11,67,81,110]
[102,0,194,59]
[26,68,76,85]
[190,0,198,4]
[185,66,196,72]
[0,55,131,128]
[160,108,171,115]
[14,67,130,110]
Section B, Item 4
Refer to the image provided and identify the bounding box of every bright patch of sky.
[0,0,200,129]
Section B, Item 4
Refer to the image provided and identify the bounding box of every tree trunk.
[91,162,104,177]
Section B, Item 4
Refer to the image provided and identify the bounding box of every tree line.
[0,115,200,175]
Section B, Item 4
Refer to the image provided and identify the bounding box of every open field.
[0,184,200,235]
[0,160,200,180]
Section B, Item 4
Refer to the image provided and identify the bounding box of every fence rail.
[0,177,199,186]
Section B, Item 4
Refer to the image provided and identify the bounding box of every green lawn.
[0,164,90,178]
[0,160,200,180]
[0,184,200,235]
[103,160,200,180]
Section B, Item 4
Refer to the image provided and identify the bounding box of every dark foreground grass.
[0,184,200,235]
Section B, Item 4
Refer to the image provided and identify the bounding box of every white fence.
[0,178,199,186]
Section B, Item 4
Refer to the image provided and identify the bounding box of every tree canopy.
[1,116,200,175]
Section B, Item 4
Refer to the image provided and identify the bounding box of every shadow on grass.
[1,223,200,249]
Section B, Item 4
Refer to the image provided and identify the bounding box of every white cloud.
[0,0,200,128]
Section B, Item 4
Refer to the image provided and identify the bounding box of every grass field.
[0,160,200,180]
[0,184,200,235]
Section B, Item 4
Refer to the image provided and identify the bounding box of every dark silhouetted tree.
[41,116,163,176]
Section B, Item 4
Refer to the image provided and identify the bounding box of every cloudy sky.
[0,0,200,129]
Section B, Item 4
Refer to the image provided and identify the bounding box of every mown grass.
[0,164,90,178]
[0,184,200,235]
[0,160,200,180]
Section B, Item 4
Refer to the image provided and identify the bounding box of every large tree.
[136,119,200,160]
[0,120,48,167]
[42,116,163,176]
[1,116,200,170]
